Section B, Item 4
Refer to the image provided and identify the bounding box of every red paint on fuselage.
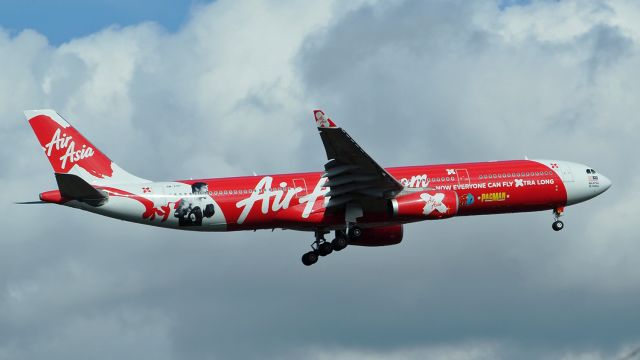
[172,160,567,231]
[43,160,566,231]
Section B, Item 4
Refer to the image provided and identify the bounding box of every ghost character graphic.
[174,182,215,226]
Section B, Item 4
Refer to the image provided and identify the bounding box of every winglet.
[313,110,338,128]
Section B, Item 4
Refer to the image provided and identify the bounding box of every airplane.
[21,109,612,266]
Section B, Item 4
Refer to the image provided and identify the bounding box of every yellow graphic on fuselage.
[480,192,507,202]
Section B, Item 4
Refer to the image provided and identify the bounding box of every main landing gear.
[301,228,355,266]
[552,207,565,231]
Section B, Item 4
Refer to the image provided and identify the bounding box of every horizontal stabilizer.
[55,173,108,206]
[15,201,47,205]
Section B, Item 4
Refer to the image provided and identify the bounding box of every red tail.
[26,110,147,184]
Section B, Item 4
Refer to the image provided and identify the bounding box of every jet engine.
[348,224,403,247]
[390,190,459,220]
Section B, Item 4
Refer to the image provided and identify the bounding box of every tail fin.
[25,110,149,185]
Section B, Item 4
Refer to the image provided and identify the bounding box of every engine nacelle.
[349,225,403,247]
[390,190,459,220]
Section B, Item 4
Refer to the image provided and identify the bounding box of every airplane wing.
[313,110,404,210]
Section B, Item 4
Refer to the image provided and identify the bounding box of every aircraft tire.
[552,220,564,231]
[302,251,318,266]
[332,236,348,251]
[348,226,363,240]
[318,242,333,256]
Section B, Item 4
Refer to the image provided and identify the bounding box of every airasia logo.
[420,193,449,215]
[235,176,329,224]
[44,128,95,170]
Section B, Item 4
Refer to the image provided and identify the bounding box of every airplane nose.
[599,174,612,192]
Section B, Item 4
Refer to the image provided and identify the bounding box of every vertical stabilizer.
[25,110,149,185]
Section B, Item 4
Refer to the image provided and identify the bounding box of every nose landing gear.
[301,230,350,266]
[552,207,564,231]
[552,220,564,231]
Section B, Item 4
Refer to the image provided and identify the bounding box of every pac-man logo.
[480,192,507,202]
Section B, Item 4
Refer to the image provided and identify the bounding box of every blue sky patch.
[0,0,208,44]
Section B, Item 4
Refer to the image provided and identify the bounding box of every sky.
[0,0,199,45]
[1,0,640,359]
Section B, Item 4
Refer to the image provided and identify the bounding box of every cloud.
[1,0,640,359]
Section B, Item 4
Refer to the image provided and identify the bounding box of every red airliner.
[23,109,611,266]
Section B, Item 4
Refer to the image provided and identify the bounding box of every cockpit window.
[586,169,591,174]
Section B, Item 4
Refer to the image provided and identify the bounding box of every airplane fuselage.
[41,159,610,232]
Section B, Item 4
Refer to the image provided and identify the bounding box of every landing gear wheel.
[302,251,318,266]
[318,242,333,256]
[331,234,348,251]
[552,220,564,231]
[348,226,363,240]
